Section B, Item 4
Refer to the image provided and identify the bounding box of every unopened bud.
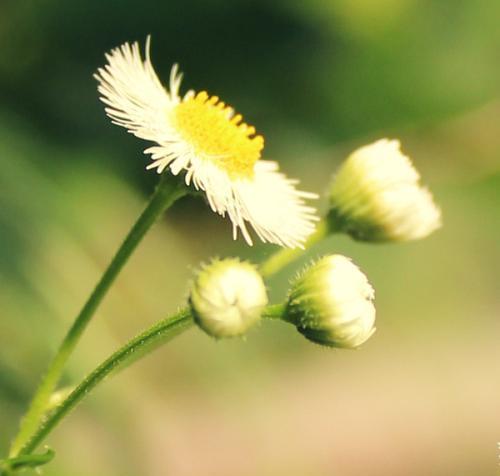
[286,255,376,348]
[190,258,268,338]
[328,139,441,242]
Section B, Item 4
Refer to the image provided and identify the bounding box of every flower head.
[286,255,376,348]
[328,139,441,242]
[95,38,317,248]
[189,258,268,338]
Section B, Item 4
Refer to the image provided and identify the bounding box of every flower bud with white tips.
[328,139,441,242]
[286,255,376,348]
[190,258,268,338]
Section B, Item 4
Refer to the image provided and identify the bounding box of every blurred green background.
[1,0,499,475]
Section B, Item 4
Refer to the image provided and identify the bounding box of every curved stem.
[9,173,186,457]
[17,309,194,457]
[259,220,329,278]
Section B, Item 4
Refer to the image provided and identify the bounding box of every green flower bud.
[286,255,376,348]
[328,139,441,242]
[190,258,268,338]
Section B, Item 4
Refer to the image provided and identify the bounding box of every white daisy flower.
[95,38,318,248]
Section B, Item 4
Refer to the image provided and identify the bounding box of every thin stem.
[9,173,186,457]
[261,303,287,320]
[17,309,194,457]
[259,220,329,278]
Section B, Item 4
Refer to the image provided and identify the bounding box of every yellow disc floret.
[174,91,264,178]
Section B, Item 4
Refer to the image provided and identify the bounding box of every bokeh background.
[1,1,499,475]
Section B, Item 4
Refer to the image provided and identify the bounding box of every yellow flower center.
[174,91,264,178]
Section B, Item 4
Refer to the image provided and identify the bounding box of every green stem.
[9,173,186,457]
[259,220,329,278]
[261,303,287,320]
[17,309,194,457]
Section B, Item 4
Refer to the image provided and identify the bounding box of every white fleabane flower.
[95,38,318,248]
[190,258,268,338]
[328,139,441,242]
[286,255,376,348]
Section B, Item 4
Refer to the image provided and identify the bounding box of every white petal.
[174,156,318,248]
[234,162,318,248]
[94,37,180,144]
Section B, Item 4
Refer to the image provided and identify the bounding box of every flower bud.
[190,258,268,338]
[286,255,376,348]
[328,139,441,242]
